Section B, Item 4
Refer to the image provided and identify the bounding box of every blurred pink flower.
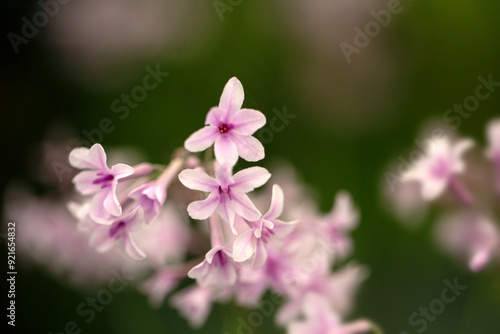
[184,77,266,165]
[89,207,146,261]
[318,191,359,260]
[435,212,500,272]
[4,188,134,287]
[69,144,134,217]
[170,285,213,328]
[402,136,474,202]
[287,293,372,334]
[133,205,190,267]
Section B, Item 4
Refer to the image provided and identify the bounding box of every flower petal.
[123,233,147,260]
[111,163,135,179]
[103,185,122,216]
[252,239,267,269]
[178,169,219,192]
[421,178,447,200]
[233,229,256,262]
[214,162,234,186]
[205,107,227,126]
[230,109,266,136]
[214,135,238,165]
[72,170,101,195]
[187,192,219,220]
[217,193,236,228]
[232,166,271,192]
[89,226,115,253]
[219,77,244,118]
[264,184,284,220]
[231,190,261,222]
[231,134,265,162]
[69,144,108,171]
[184,126,218,152]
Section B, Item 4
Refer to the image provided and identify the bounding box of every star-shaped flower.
[69,144,134,217]
[184,77,266,165]
[178,163,271,233]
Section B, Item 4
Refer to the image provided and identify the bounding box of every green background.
[2,0,500,333]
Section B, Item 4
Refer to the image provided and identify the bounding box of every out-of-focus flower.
[141,266,183,308]
[287,293,372,334]
[382,171,429,226]
[435,212,500,272]
[318,191,359,260]
[401,136,474,202]
[89,207,146,261]
[3,188,134,287]
[170,285,213,329]
[133,205,190,267]
[178,163,270,231]
[69,144,135,217]
[184,77,266,165]
[276,261,368,326]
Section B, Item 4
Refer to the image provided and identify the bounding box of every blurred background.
[1,0,500,333]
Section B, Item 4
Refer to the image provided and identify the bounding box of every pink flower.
[89,206,146,260]
[133,205,190,267]
[187,246,238,288]
[69,144,134,217]
[287,293,372,334]
[184,77,266,165]
[435,212,499,272]
[170,285,213,329]
[233,184,297,268]
[276,262,368,325]
[318,191,359,260]
[178,163,271,232]
[141,267,182,307]
[129,157,184,224]
[401,136,473,201]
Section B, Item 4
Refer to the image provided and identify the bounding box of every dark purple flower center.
[218,123,230,134]
[218,185,232,199]
[109,221,126,238]
[260,227,275,244]
[213,250,227,267]
[93,173,114,188]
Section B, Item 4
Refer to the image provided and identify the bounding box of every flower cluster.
[386,119,500,272]
[6,78,373,333]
